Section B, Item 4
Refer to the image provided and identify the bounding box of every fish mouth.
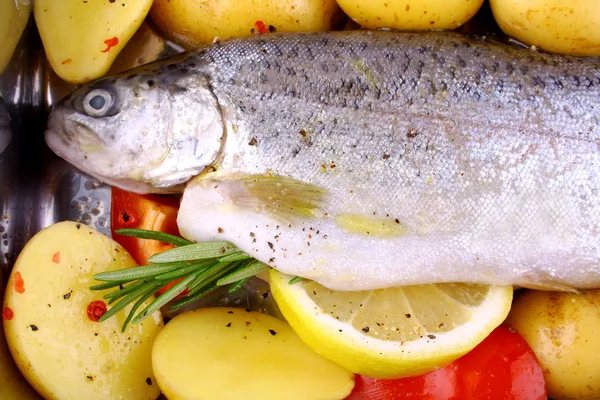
[45,110,101,156]
[45,112,101,174]
[44,111,70,159]
[44,111,182,194]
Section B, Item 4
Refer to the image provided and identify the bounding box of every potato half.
[336,0,484,31]
[34,0,153,83]
[490,0,600,56]
[149,0,345,49]
[2,221,163,400]
[152,307,355,400]
[0,0,31,75]
[506,289,600,400]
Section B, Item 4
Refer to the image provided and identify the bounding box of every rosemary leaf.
[217,261,269,286]
[99,280,160,323]
[169,283,221,311]
[95,262,186,282]
[131,275,197,324]
[120,282,164,332]
[153,260,214,281]
[227,276,253,294]
[114,228,193,247]
[148,241,237,263]
[89,280,128,291]
[104,279,149,303]
[186,262,242,296]
[90,227,270,329]
[218,252,252,263]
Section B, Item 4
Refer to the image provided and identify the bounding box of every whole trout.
[45,31,600,290]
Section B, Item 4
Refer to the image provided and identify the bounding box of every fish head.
[45,56,225,194]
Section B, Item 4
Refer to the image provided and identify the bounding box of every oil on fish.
[45,31,600,291]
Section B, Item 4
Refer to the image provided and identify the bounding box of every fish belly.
[178,31,600,290]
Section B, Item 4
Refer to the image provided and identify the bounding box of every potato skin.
[336,0,484,31]
[0,0,31,75]
[0,324,40,400]
[149,0,345,50]
[152,307,355,400]
[33,0,153,83]
[505,290,600,400]
[490,0,600,56]
[2,221,163,400]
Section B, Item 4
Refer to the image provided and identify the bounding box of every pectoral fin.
[215,174,326,222]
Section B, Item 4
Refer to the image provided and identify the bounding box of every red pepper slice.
[111,187,181,266]
[111,188,187,296]
[345,325,546,400]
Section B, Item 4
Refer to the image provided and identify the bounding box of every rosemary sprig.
[91,228,269,332]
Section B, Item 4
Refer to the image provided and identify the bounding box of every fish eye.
[82,88,114,117]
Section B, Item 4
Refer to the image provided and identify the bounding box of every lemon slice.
[269,269,513,379]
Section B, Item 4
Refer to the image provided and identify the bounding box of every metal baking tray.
[0,3,506,398]
[0,12,285,398]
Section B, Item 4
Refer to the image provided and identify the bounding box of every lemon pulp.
[270,269,513,379]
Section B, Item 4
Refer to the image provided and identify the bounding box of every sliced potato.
[2,221,163,400]
[152,307,355,400]
[336,0,484,31]
[149,0,345,50]
[505,290,600,400]
[0,0,31,75]
[0,312,40,400]
[33,0,153,83]
[490,0,600,56]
